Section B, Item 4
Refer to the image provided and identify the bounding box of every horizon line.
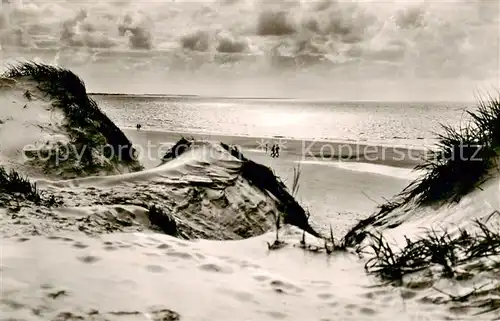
[88,92,476,103]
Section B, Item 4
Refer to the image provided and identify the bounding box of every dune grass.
[363,214,500,315]
[364,213,500,281]
[0,166,41,203]
[3,62,142,170]
[341,94,500,248]
[0,166,60,206]
[393,94,499,207]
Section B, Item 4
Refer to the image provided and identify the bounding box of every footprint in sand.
[269,280,303,294]
[73,242,88,249]
[145,265,166,273]
[157,243,171,250]
[198,263,233,274]
[143,252,160,257]
[359,307,377,315]
[165,250,193,260]
[344,303,357,310]
[77,255,100,264]
[264,311,287,319]
[317,293,334,300]
[252,274,270,282]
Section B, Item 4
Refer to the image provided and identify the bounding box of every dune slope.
[0,62,143,179]
[338,95,500,317]
[1,138,318,240]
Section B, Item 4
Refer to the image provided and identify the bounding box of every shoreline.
[122,126,434,150]
[123,128,427,169]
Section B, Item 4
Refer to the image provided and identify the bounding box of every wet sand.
[123,128,427,169]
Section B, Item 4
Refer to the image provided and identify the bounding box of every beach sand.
[124,128,417,235]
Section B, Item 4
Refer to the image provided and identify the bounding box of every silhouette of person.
[24,89,32,101]
[275,144,280,158]
[271,144,276,158]
[136,123,142,130]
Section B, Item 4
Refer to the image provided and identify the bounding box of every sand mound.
[333,95,500,317]
[338,170,500,317]
[1,138,318,240]
[0,62,142,179]
[346,174,500,245]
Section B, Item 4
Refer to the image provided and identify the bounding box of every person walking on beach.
[136,123,142,130]
[275,144,280,158]
[24,89,32,101]
[270,144,276,158]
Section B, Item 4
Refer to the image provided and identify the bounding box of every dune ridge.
[0,62,318,241]
[0,62,143,178]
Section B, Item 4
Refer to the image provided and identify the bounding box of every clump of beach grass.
[0,166,60,207]
[362,213,500,315]
[341,94,500,248]
[0,166,41,203]
[393,93,499,207]
[364,214,500,282]
[368,94,500,213]
[391,94,500,207]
